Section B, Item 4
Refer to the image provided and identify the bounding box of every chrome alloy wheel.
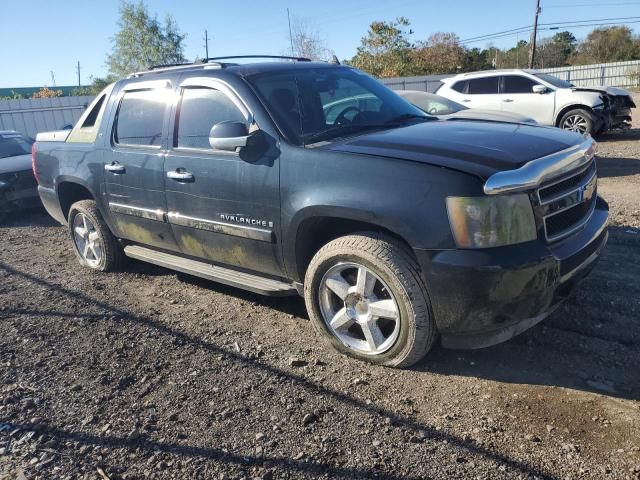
[563,114,589,134]
[72,213,102,267]
[318,262,401,355]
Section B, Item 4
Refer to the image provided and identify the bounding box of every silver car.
[397,90,537,124]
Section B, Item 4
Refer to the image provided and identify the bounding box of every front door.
[500,75,556,125]
[104,80,180,252]
[164,77,283,277]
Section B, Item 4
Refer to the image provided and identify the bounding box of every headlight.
[446,194,537,248]
[0,180,7,190]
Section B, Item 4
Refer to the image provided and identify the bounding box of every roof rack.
[132,55,313,78]
[203,55,311,62]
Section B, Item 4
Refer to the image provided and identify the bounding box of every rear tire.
[304,232,436,368]
[68,200,121,272]
[559,109,596,136]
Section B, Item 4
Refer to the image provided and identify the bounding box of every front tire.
[559,109,596,136]
[68,200,120,272]
[304,233,436,368]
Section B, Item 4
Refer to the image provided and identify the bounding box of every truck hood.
[322,120,584,179]
[0,153,32,175]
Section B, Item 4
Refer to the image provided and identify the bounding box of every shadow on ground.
[0,260,562,480]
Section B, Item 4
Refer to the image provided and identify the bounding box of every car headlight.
[446,194,537,248]
[0,180,7,190]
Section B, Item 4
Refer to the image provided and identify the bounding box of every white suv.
[436,69,635,136]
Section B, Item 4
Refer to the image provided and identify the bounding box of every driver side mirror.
[209,121,250,152]
[532,85,548,94]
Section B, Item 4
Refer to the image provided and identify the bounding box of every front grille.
[545,194,596,240]
[538,161,596,204]
[537,160,597,243]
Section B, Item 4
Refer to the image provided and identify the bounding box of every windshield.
[0,133,33,159]
[246,66,430,144]
[400,92,466,115]
[534,73,574,89]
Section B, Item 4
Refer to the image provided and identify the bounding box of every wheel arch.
[56,179,97,222]
[288,208,418,283]
[554,104,596,127]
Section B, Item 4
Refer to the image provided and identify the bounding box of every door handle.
[104,162,125,174]
[167,170,194,182]
[503,99,514,103]
[462,99,471,103]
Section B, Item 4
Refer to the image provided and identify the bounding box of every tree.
[288,16,332,61]
[32,87,63,99]
[349,17,414,77]
[570,26,640,64]
[411,32,464,74]
[463,47,493,72]
[106,1,186,77]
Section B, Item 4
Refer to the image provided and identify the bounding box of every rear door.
[104,80,180,251]
[458,76,501,110]
[500,75,556,125]
[163,77,284,277]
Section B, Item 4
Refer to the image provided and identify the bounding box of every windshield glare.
[0,133,33,159]
[402,92,466,115]
[247,67,428,144]
[534,73,574,89]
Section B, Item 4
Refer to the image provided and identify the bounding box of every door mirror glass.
[209,121,250,151]
[532,85,548,94]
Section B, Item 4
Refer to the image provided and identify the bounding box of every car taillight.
[31,143,40,184]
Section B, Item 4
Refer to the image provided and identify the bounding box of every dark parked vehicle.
[0,130,39,221]
[33,57,608,367]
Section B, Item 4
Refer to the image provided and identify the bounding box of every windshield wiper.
[303,122,399,145]
[387,113,432,123]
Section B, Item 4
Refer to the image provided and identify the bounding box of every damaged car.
[0,130,40,221]
[436,69,635,136]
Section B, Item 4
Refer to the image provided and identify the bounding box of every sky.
[1,0,640,88]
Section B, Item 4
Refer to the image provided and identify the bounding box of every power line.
[545,1,640,8]
[460,16,640,44]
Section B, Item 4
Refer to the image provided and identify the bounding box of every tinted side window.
[176,88,247,150]
[503,75,538,94]
[114,90,165,147]
[451,80,468,93]
[468,77,499,95]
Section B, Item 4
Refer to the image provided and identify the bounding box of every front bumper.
[415,197,609,349]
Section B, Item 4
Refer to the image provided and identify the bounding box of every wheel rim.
[563,115,588,134]
[73,213,102,267]
[318,262,401,356]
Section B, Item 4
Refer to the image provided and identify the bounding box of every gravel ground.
[1,111,640,479]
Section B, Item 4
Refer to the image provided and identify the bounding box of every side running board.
[124,245,297,297]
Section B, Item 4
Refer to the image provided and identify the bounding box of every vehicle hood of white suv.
[444,109,537,124]
[571,85,633,98]
[0,153,33,175]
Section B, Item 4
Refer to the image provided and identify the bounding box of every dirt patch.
[1,115,640,479]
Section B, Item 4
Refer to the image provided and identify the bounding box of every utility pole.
[203,29,211,59]
[528,0,541,68]
[287,8,294,57]
[76,61,81,87]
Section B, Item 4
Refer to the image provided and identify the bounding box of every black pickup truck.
[33,56,608,367]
